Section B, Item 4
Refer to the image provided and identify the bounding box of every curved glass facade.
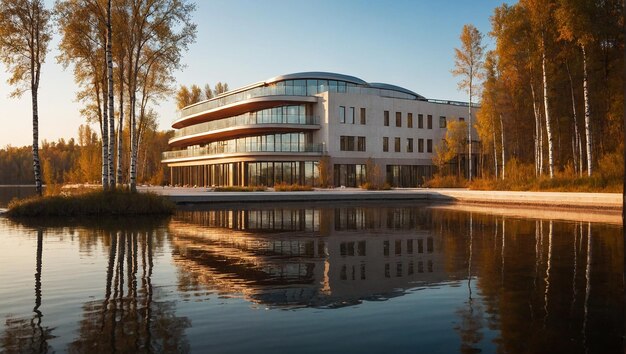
[172,105,319,141]
[163,132,322,161]
[177,78,421,121]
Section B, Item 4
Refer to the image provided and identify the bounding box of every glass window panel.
[307,80,318,95]
[337,81,346,93]
[285,80,294,95]
[339,106,346,124]
[294,80,306,95]
[349,107,355,124]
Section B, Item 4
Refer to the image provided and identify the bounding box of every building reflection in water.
[68,229,191,353]
[170,204,623,354]
[171,205,454,308]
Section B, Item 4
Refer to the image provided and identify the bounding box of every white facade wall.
[314,91,477,166]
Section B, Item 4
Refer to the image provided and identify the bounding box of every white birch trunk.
[581,45,592,176]
[541,36,554,178]
[116,72,124,185]
[500,114,505,180]
[102,73,109,190]
[468,83,472,181]
[32,83,43,196]
[530,81,541,176]
[106,0,115,188]
[492,119,498,179]
[566,59,583,176]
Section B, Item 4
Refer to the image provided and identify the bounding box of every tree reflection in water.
[1,229,55,353]
[69,231,190,353]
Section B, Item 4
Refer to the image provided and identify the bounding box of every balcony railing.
[172,114,320,140]
[162,143,324,161]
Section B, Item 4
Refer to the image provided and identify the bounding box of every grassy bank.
[7,189,175,217]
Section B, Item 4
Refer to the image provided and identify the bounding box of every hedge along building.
[162,72,479,187]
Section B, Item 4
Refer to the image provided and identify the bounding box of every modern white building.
[162,72,479,187]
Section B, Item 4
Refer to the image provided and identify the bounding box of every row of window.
[382,137,433,153]
[384,111,462,129]
[339,136,366,151]
[338,106,366,125]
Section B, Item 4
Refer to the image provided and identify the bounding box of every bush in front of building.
[213,186,267,192]
[360,182,392,190]
[273,183,314,191]
[424,174,468,188]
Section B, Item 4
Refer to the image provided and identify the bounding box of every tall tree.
[106,0,115,188]
[555,0,598,175]
[0,0,52,196]
[452,24,485,181]
[56,0,110,189]
[523,0,557,178]
[125,0,196,192]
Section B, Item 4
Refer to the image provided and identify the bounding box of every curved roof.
[368,82,425,100]
[265,72,368,86]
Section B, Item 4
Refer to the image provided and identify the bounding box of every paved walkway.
[139,186,623,210]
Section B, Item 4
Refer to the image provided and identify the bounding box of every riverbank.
[140,186,623,211]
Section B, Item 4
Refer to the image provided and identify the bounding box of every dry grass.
[469,154,623,193]
[424,174,468,188]
[7,189,175,217]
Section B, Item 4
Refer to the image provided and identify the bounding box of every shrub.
[273,182,314,191]
[7,189,175,217]
[424,174,467,188]
[360,182,392,190]
[213,186,267,192]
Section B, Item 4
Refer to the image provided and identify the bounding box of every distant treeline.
[0,125,172,186]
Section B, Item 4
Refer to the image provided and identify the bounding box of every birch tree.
[0,0,52,196]
[106,0,115,188]
[555,0,597,176]
[125,0,196,192]
[452,24,485,181]
[523,0,557,178]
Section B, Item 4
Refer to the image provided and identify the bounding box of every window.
[418,138,424,153]
[339,106,345,124]
[396,112,402,127]
[349,107,355,124]
[384,111,389,126]
[418,114,423,128]
[427,139,433,153]
[360,108,366,125]
[383,137,389,152]
[340,136,355,151]
[427,115,433,129]
[357,136,366,151]
[459,117,465,122]
[394,137,401,152]
[407,138,414,153]
[408,113,413,128]
[439,116,447,128]
[347,136,355,151]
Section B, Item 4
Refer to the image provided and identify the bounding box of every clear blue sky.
[0,0,507,147]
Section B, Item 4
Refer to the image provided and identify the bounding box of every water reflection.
[171,206,453,308]
[1,229,55,353]
[0,205,622,353]
[69,231,191,353]
[169,204,623,353]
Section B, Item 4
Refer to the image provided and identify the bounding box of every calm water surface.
[0,202,623,353]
